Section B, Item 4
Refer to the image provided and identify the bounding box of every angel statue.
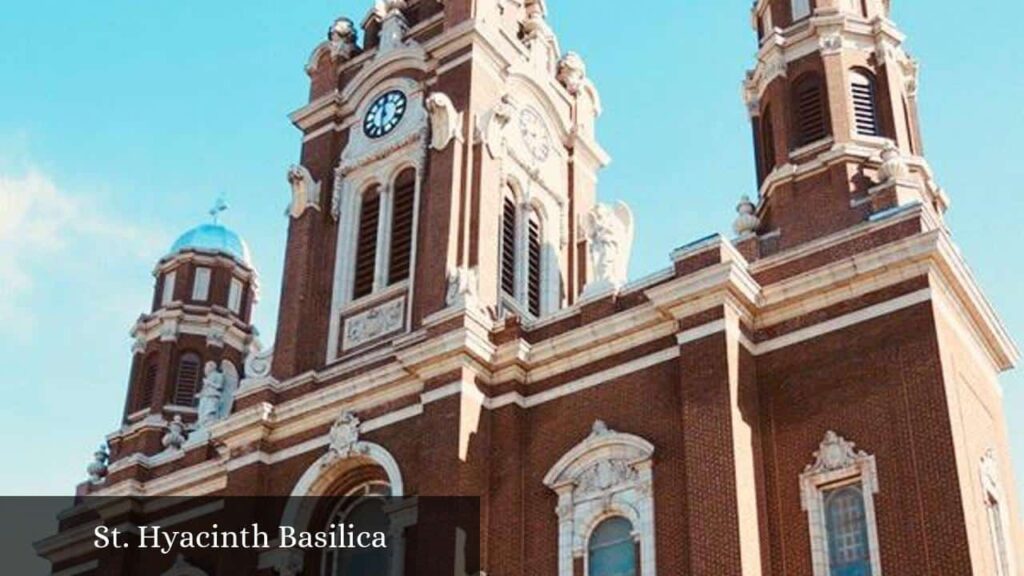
[581,201,635,299]
[195,360,240,430]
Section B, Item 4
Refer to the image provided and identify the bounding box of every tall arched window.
[588,517,638,576]
[500,195,517,298]
[526,212,543,317]
[353,186,381,300]
[793,73,829,147]
[801,432,882,576]
[172,352,202,407]
[322,483,391,576]
[388,169,416,286]
[824,485,872,575]
[850,69,881,137]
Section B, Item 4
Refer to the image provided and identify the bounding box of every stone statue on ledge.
[581,202,634,299]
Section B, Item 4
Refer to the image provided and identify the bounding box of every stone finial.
[557,52,587,95]
[522,0,552,42]
[732,195,761,236]
[878,141,910,183]
[328,17,356,44]
[376,0,407,18]
[162,415,188,452]
[87,444,110,484]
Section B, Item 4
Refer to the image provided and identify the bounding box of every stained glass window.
[588,517,637,576]
[825,485,872,576]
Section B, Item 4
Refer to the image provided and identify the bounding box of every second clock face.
[519,108,551,163]
[364,90,408,139]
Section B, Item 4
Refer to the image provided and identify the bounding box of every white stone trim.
[980,449,1016,576]
[544,421,656,576]
[800,431,882,576]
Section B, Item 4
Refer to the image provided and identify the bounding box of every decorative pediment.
[545,420,653,491]
[804,430,867,475]
[544,421,657,576]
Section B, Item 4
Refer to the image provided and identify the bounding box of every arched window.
[824,485,872,575]
[793,74,829,147]
[792,0,812,21]
[801,432,881,576]
[500,195,517,298]
[760,106,777,178]
[588,517,637,576]
[322,483,391,576]
[353,186,382,300]
[172,352,202,407]
[388,169,416,286]
[527,212,543,317]
[137,355,158,411]
[850,69,881,137]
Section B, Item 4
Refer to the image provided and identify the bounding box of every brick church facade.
[37,0,1022,575]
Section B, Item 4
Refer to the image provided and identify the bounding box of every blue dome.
[168,223,252,266]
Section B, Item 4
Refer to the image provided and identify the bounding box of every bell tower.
[743,0,947,252]
[115,204,258,458]
[272,0,608,378]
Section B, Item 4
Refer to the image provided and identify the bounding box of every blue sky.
[0,0,1021,505]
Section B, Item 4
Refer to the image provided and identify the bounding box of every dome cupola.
[166,199,252,266]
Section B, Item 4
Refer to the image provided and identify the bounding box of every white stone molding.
[160,555,208,576]
[543,421,656,576]
[580,202,634,300]
[979,449,1016,576]
[279,410,404,545]
[800,431,882,576]
[287,164,321,219]
[425,92,463,151]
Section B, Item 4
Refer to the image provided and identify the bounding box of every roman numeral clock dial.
[363,90,408,139]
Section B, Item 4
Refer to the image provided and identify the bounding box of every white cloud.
[0,169,162,338]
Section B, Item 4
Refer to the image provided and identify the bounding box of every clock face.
[363,90,408,139]
[519,108,552,163]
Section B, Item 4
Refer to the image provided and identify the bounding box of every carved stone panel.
[341,297,406,352]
